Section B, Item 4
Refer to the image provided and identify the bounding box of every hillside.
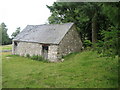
[2,50,118,88]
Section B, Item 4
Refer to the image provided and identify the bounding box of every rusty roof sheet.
[13,23,74,44]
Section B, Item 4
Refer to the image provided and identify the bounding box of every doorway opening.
[14,41,18,53]
[42,45,49,59]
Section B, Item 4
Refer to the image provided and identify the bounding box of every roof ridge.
[27,22,74,26]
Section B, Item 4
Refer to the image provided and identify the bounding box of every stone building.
[12,23,82,62]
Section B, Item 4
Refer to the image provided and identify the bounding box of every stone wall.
[12,41,42,56]
[58,25,82,58]
[48,45,58,62]
[12,41,59,62]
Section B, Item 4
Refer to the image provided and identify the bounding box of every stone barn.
[12,23,82,62]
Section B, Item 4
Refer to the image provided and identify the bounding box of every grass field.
[2,49,118,88]
[0,45,12,50]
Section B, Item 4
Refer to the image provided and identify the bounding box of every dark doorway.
[42,45,49,59]
[14,41,18,53]
[14,42,18,46]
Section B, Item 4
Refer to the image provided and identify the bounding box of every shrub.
[37,55,44,61]
[31,55,38,60]
[6,54,19,57]
[94,26,119,58]
[30,55,46,61]
[83,40,92,48]
[93,40,104,54]
[14,54,20,56]
[26,54,30,58]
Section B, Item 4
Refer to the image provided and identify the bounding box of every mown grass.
[2,50,118,88]
[0,44,12,50]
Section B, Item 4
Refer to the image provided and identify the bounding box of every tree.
[0,22,11,45]
[95,2,119,57]
[79,3,101,43]
[47,2,108,43]
[11,27,21,39]
[102,2,119,28]
[47,2,90,41]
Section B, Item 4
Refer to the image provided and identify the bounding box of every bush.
[93,40,104,54]
[94,26,119,58]
[26,54,30,58]
[30,55,46,61]
[83,40,92,48]
[31,55,39,60]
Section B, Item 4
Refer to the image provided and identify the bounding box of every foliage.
[2,51,118,88]
[93,3,119,58]
[0,22,11,45]
[26,54,30,58]
[93,40,104,54]
[83,40,92,48]
[95,26,119,58]
[29,54,47,62]
[102,2,119,28]
[47,2,110,42]
[11,27,21,39]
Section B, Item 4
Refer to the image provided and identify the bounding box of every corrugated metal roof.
[13,23,74,44]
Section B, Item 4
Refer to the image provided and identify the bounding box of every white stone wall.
[48,45,58,62]
[12,41,42,56]
[12,41,59,62]
[12,41,15,54]
[58,25,82,58]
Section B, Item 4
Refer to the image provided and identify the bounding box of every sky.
[0,0,56,38]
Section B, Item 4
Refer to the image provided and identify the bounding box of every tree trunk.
[92,13,97,43]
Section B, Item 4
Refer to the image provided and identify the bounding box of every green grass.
[0,44,12,50]
[2,50,118,88]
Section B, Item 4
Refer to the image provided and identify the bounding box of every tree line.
[0,22,21,45]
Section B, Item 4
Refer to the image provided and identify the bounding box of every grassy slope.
[2,51,118,88]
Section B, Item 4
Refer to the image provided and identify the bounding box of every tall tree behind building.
[0,22,11,45]
[47,2,108,43]
[11,27,21,39]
